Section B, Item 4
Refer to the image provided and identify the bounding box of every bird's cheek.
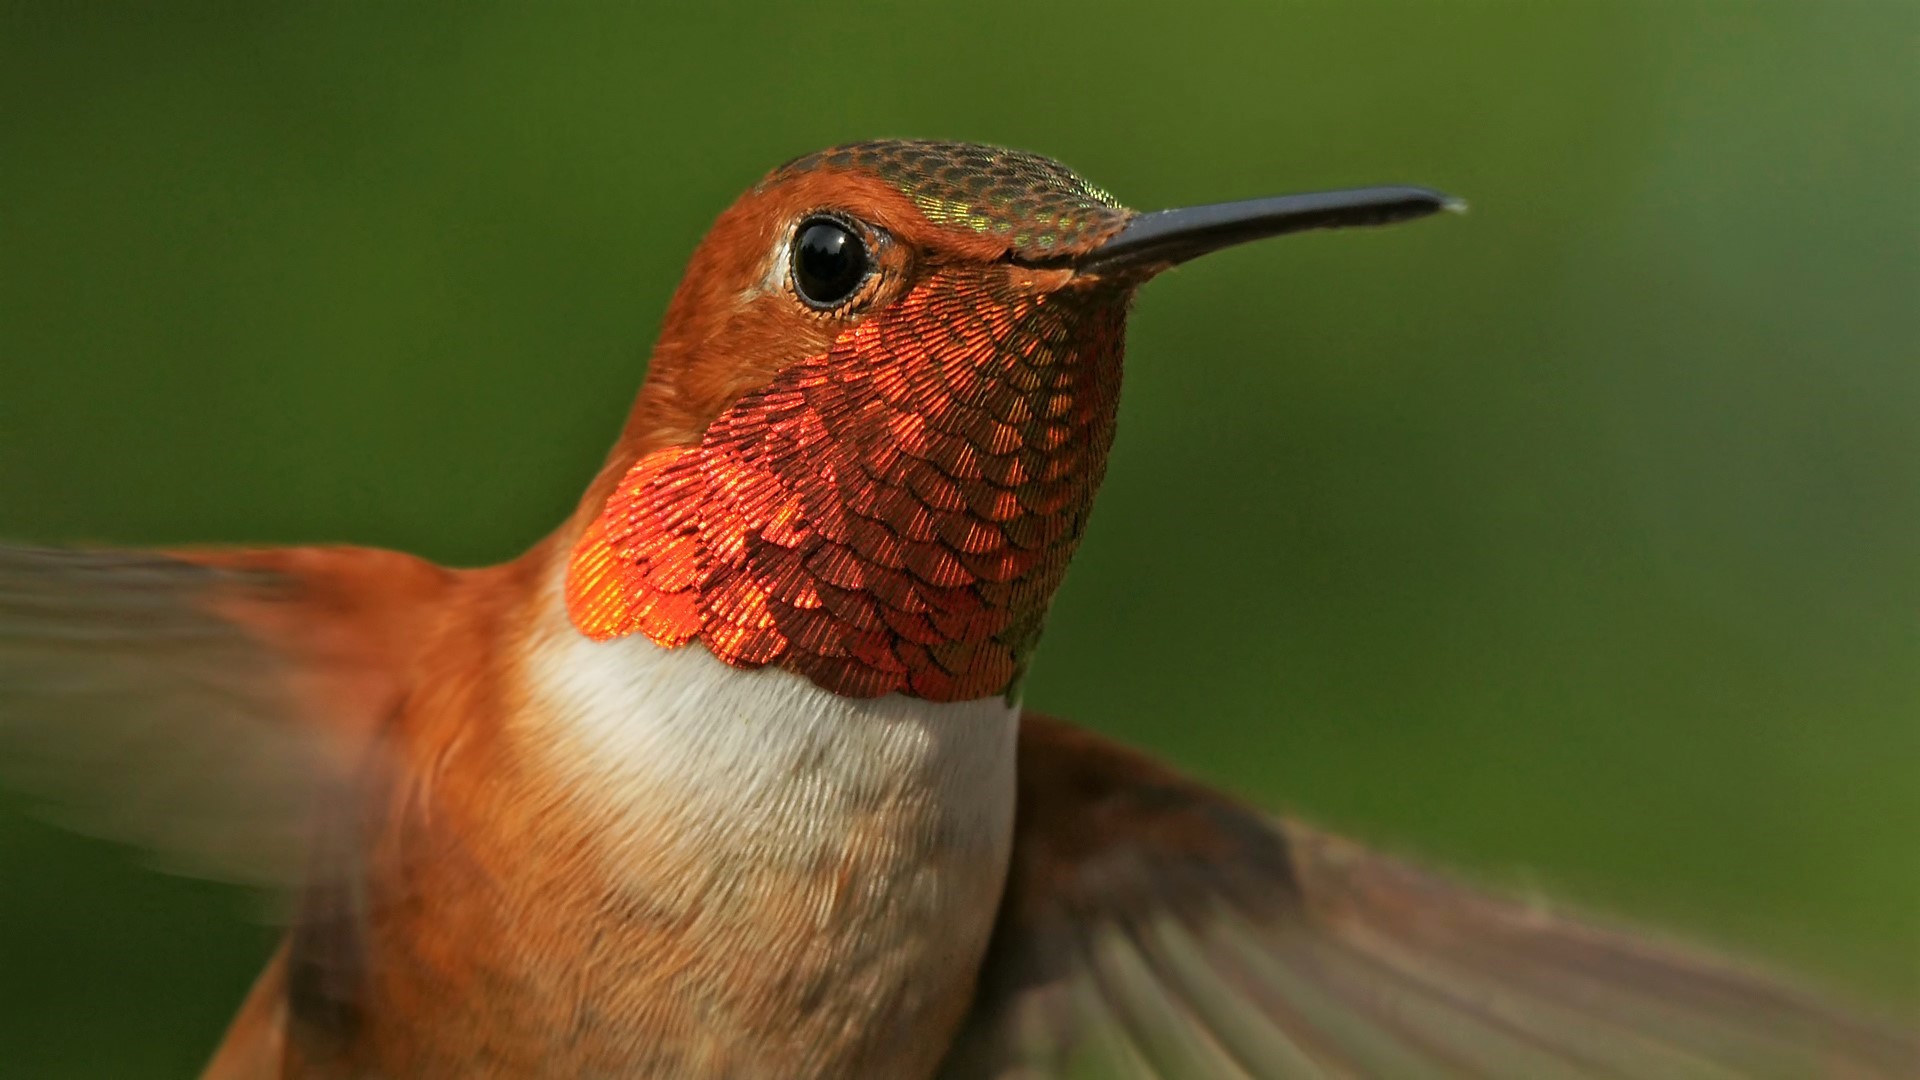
[706,304,838,399]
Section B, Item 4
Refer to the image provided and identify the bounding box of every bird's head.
[567,139,1451,700]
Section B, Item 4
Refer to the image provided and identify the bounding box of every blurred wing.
[0,544,446,891]
[940,714,1917,1079]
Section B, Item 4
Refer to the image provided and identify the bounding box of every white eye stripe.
[751,230,794,299]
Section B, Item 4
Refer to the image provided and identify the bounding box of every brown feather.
[939,714,1919,1079]
[0,544,446,888]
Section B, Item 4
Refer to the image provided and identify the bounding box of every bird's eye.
[790,216,870,309]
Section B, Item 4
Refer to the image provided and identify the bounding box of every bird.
[0,139,1911,1078]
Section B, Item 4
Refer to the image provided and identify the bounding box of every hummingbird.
[1,139,1911,1079]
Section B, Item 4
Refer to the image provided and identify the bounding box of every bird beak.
[1076,186,1462,277]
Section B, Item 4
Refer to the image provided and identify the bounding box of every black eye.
[791,216,870,309]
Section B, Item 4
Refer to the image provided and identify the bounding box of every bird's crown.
[766,139,1129,259]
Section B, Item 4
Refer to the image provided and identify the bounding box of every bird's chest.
[374,631,1020,1078]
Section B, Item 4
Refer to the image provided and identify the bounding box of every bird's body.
[3,141,1912,1078]
[198,550,1016,1077]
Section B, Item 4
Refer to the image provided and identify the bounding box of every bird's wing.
[940,713,1916,1079]
[0,544,448,891]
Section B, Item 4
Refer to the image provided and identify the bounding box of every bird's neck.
[522,564,1021,856]
[565,275,1130,702]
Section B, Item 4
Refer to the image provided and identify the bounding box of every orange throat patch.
[567,275,1127,702]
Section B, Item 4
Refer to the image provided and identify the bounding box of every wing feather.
[0,544,445,890]
[940,714,1917,1079]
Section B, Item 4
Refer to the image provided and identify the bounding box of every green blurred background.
[1,2,1915,1074]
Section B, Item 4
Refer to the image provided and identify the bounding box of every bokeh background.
[2,3,1915,1074]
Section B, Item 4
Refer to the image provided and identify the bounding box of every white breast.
[514,588,1021,1073]
[520,601,1020,875]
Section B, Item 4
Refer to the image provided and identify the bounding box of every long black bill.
[1079,186,1461,276]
